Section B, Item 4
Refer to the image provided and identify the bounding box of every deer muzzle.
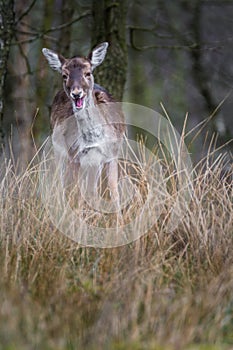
[70,89,86,110]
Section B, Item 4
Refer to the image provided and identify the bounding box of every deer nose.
[71,90,83,99]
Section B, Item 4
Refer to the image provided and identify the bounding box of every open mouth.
[74,96,85,109]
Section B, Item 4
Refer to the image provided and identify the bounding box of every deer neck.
[74,90,103,141]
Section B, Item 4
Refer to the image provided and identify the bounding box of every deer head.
[42,42,108,112]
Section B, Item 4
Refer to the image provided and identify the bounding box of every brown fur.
[50,85,124,133]
[43,44,125,203]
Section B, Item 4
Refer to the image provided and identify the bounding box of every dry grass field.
[0,128,232,350]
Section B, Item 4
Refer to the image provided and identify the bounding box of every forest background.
[0,1,233,350]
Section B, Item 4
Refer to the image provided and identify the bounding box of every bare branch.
[44,11,91,34]
[12,10,91,46]
[127,25,174,39]
[128,26,196,51]
[16,0,37,24]
[128,24,231,52]
[14,33,33,75]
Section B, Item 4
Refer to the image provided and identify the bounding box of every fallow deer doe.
[42,42,124,205]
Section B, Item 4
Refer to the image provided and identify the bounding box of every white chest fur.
[52,106,120,168]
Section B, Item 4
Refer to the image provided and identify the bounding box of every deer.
[42,42,124,209]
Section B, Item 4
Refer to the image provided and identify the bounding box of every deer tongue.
[76,97,84,108]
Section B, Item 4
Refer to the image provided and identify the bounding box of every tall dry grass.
[0,128,232,350]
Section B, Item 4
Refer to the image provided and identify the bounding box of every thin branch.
[15,34,33,75]
[44,11,91,34]
[16,29,38,36]
[19,20,41,32]
[127,25,176,39]
[129,27,198,51]
[16,0,38,24]
[12,11,91,46]
[128,24,232,52]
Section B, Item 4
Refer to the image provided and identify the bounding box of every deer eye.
[62,74,68,80]
[85,72,91,77]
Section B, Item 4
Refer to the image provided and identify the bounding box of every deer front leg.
[108,159,125,229]
[78,164,100,208]
[108,160,120,206]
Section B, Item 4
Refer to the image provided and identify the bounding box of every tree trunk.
[190,1,217,115]
[0,0,15,144]
[58,0,73,55]
[10,2,35,169]
[91,0,128,101]
[35,0,73,139]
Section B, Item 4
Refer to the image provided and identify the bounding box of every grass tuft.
[0,128,232,349]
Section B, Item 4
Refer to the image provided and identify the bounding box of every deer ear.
[89,42,108,70]
[42,48,66,72]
